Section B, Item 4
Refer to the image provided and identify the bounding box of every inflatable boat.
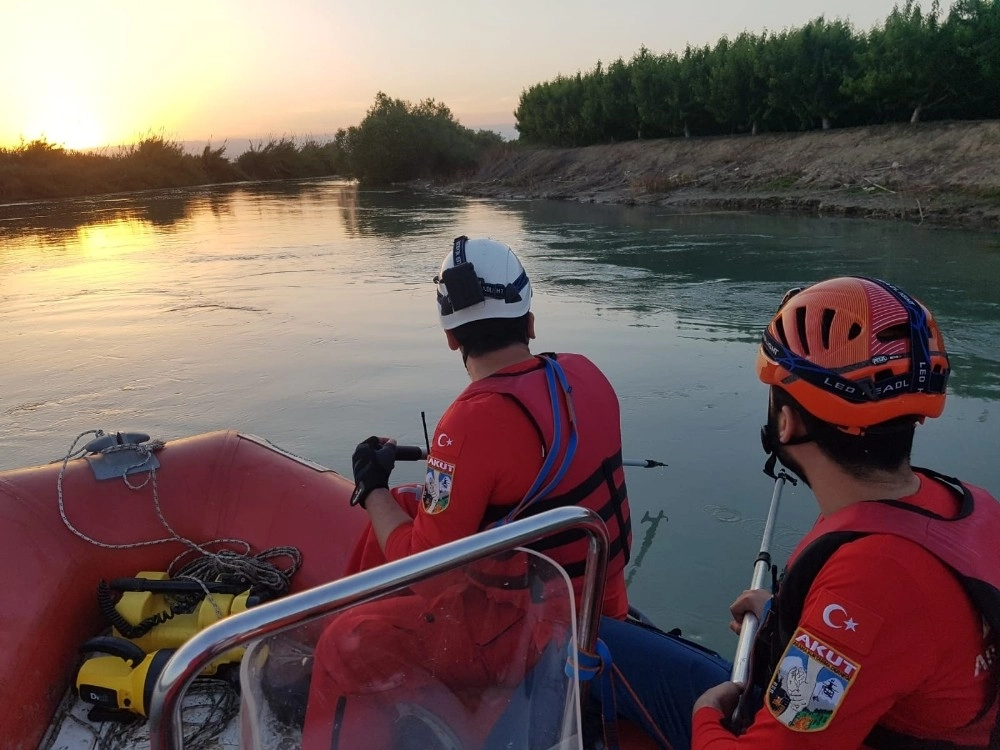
[2,430,642,749]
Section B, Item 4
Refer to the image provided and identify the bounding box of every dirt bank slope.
[440,121,1000,231]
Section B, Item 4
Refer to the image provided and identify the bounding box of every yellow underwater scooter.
[76,571,260,720]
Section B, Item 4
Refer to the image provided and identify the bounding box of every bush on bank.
[333,93,504,185]
[0,93,506,202]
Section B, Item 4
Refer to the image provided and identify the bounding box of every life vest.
[456,353,632,584]
[757,469,1000,749]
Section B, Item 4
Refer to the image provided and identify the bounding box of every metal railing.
[147,505,610,750]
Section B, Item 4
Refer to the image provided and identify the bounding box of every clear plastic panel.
[240,548,582,750]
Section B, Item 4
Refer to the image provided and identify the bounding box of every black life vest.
[757,469,1000,749]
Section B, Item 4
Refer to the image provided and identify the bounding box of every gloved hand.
[349,436,397,508]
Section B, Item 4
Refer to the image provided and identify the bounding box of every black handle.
[395,445,427,461]
[79,636,147,665]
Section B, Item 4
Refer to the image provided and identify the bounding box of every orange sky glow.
[2,0,955,152]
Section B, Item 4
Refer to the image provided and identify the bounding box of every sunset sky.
[2,0,952,151]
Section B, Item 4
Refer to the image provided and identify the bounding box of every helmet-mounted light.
[436,235,528,318]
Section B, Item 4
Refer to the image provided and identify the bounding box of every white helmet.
[436,236,532,330]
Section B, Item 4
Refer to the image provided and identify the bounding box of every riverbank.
[435,120,1000,231]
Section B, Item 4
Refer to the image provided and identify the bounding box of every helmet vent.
[774,317,790,348]
[821,309,836,350]
[848,323,862,340]
[876,323,909,342]
[795,307,810,355]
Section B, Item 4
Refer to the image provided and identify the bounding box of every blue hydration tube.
[496,355,579,524]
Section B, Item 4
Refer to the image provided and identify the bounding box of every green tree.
[598,58,640,141]
[342,93,499,185]
[797,18,860,129]
[631,47,682,138]
[705,33,769,134]
[946,0,1000,117]
[846,1,953,123]
[677,45,714,137]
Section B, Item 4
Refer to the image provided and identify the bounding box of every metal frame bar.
[730,470,790,686]
[148,505,610,750]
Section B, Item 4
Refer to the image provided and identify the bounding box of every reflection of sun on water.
[45,220,157,290]
[77,219,155,257]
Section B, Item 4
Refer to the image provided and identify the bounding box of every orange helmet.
[756,277,950,429]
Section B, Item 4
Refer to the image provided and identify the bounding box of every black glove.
[349,436,396,508]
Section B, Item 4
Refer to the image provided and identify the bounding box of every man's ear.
[778,405,804,444]
[445,329,461,351]
[526,312,536,340]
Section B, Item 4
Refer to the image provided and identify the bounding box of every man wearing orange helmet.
[691,276,1000,748]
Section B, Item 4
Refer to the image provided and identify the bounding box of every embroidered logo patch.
[766,628,860,732]
[421,456,454,515]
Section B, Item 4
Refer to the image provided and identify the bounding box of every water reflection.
[1,181,997,402]
[625,509,669,587]
[0,179,342,248]
[336,185,467,239]
[1,193,202,250]
[501,199,1000,400]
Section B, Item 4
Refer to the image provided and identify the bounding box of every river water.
[1,178,997,652]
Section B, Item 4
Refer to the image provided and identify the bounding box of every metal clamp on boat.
[82,430,162,481]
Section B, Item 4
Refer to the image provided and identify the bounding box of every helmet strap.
[859,277,934,395]
[453,234,469,265]
[437,236,530,320]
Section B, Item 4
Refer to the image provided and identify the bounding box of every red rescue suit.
[304,354,631,749]
[760,469,1000,749]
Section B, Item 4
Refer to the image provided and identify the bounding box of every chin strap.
[760,423,811,479]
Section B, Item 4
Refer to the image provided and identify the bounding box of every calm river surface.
[1,178,998,652]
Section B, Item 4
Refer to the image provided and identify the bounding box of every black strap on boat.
[330,696,347,749]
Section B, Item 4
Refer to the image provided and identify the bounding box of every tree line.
[0,94,503,201]
[514,0,1000,146]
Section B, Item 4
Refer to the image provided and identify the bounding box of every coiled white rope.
[56,430,302,609]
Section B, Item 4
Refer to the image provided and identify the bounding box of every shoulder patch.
[766,628,860,732]
[432,430,464,456]
[802,588,884,656]
[421,456,455,515]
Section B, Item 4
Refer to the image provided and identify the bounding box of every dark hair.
[772,387,916,477]
[451,313,531,358]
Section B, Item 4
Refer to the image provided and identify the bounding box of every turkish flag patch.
[801,588,884,656]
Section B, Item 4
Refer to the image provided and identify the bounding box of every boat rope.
[100,679,238,750]
[40,678,239,750]
[609,662,675,750]
[56,430,302,614]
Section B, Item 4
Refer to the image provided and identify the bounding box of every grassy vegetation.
[0,93,506,203]
[0,135,245,202]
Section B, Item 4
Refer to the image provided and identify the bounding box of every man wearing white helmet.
[303,235,633,749]
[344,234,632,617]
